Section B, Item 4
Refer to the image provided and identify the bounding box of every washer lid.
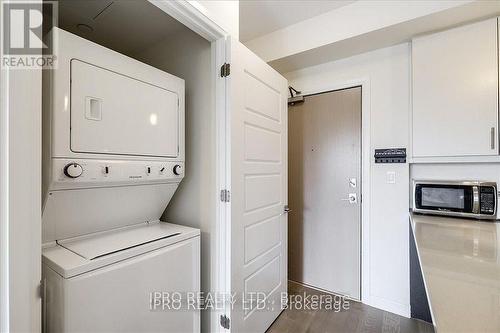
[43,221,200,278]
[58,221,182,260]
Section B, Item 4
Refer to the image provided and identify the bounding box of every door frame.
[0,22,10,332]
[295,78,371,304]
[1,0,43,331]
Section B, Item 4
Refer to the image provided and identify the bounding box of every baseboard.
[288,280,410,318]
[367,295,410,318]
[288,279,361,302]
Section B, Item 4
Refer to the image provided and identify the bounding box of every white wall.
[135,27,215,331]
[285,43,411,316]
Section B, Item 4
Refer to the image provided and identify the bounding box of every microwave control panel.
[480,186,496,215]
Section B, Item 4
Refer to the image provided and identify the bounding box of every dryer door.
[70,59,179,158]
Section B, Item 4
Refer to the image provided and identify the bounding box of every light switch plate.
[349,178,357,188]
[387,171,396,184]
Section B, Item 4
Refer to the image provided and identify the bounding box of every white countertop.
[410,213,500,333]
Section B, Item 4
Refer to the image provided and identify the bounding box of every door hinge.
[220,189,231,203]
[220,63,230,77]
[39,278,46,299]
[220,314,230,329]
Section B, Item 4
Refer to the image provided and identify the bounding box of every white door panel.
[244,125,281,162]
[71,60,179,157]
[244,215,281,263]
[243,74,282,122]
[228,38,288,333]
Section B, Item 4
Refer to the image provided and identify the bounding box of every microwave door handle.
[472,186,480,214]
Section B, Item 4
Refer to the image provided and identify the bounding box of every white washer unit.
[42,28,199,332]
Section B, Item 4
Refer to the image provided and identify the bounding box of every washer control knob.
[173,165,183,176]
[64,163,83,178]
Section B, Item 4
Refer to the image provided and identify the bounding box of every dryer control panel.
[50,159,184,190]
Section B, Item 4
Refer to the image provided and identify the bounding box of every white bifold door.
[226,38,288,333]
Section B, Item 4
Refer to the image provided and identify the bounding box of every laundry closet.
[40,1,289,333]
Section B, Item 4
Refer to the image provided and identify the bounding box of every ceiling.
[268,0,500,73]
[239,0,355,42]
[57,0,187,56]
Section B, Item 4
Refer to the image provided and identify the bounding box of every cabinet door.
[227,37,288,333]
[412,18,498,157]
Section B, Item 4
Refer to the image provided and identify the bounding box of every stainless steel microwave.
[413,181,498,220]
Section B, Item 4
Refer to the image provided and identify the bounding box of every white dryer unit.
[42,28,199,332]
[42,28,186,242]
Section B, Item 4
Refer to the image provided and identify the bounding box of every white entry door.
[227,38,288,333]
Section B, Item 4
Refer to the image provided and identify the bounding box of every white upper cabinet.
[412,18,498,158]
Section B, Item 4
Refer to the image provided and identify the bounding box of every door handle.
[341,193,357,204]
[283,205,291,213]
[491,127,496,150]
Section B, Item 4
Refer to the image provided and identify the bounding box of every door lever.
[341,193,357,204]
[284,205,291,213]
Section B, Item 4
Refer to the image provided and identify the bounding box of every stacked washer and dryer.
[41,28,200,332]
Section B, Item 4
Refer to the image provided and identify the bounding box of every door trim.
[148,1,227,42]
[1,36,43,333]
[297,78,371,304]
[0,34,10,333]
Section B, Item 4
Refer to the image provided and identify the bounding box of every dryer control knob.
[64,163,83,178]
[173,165,183,176]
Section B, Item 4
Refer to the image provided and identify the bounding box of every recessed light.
[76,23,93,33]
